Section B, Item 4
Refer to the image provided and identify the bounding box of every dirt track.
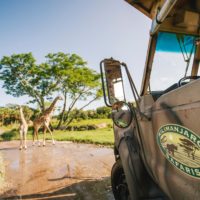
[0,141,115,200]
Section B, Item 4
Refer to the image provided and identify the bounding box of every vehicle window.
[150,32,197,91]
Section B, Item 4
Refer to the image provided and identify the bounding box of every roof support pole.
[150,0,179,35]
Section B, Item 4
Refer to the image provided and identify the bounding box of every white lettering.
[174,126,179,133]
[179,164,185,171]
[191,168,195,176]
[164,126,170,132]
[175,161,179,167]
[195,169,200,177]
[169,126,174,132]
[183,130,189,138]
[180,128,184,134]
[190,134,197,143]
[197,140,200,148]
[185,167,191,174]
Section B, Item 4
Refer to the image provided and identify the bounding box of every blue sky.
[0,0,151,109]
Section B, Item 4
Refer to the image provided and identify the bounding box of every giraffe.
[33,96,62,146]
[19,106,28,150]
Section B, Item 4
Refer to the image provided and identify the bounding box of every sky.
[0,0,151,109]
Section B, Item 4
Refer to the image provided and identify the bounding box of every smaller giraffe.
[19,106,28,150]
[33,96,62,146]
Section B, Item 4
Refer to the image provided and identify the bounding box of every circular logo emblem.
[157,124,200,179]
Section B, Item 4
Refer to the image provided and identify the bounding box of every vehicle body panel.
[138,79,200,199]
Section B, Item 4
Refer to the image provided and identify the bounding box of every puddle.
[0,141,115,200]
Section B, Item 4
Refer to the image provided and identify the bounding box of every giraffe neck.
[43,97,59,116]
[19,107,27,125]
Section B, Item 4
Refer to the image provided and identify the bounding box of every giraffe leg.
[43,126,47,146]
[33,129,36,145]
[19,129,23,150]
[45,124,55,145]
[24,128,27,149]
[33,127,40,146]
[36,129,40,146]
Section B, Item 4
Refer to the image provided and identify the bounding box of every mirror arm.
[121,63,151,120]
[121,63,140,108]
[123,63,140,99]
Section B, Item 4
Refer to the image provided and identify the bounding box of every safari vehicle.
[100,0,200,199]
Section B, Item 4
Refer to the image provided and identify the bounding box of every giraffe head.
[56,96,63,101]
[16,105,22,110]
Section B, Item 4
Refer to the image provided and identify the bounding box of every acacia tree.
[0,52,102,127]
[0,53,59,111]
[45,53,102,128]
[61,67,102,127]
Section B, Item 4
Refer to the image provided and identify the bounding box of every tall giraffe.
[33,96,62,146]
[19,106,28,150]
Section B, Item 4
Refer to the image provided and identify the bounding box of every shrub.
[0,129,17,141]
[58,124,98,131]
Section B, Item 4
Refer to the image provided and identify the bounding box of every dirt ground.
[0,141,115,200]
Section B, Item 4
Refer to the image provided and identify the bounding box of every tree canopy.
[45,53,102,127]
[0,53,59,111]
[0,52,102,127]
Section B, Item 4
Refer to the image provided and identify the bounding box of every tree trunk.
[41,98,45,112]
[35,96,45,112]
[65,96,98,127]
[56,92,67,129]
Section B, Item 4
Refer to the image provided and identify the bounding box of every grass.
[49,128,114,145]
[70,118,112,126]
[50,118,112,127]
[0,119,114,146]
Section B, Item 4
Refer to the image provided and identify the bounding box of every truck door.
[150,32,200,199]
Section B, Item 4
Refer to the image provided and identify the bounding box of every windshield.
[150,32,199,91]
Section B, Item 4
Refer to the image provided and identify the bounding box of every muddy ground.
[0,141,115,200]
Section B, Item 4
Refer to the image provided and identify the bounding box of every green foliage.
[60,106,111,124]
[0,105,35,126]
[0,129,17,141]
[0,53,36,97]
[45,52,101,99]
[96,106,112,118]
[0,53,59,111]
[46,53,102,128]
[0,52,102,125]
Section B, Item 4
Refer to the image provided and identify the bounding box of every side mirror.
[100,58,126,106]
[112,101,132,128]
